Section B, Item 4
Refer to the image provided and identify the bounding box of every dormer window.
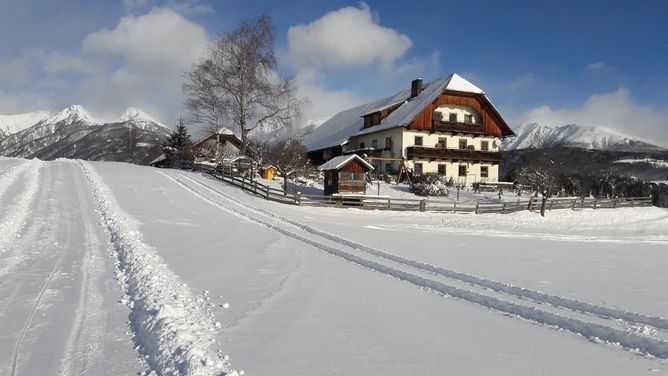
[464,114,473,124]
[363,112,382,128]
[449,113,457,122]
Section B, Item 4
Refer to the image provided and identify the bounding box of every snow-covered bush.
[411,174,449,196]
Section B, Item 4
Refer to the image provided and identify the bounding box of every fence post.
[475,202,479,214]
[613,198,618,208]
[502,202,507,213]
[453,201,457,214]
[419,199,426,212]
[296,192,301,205]
[549,199,554,211]
[266,185,270,200]
[593,199,598,209]
[527,196,534,212]
[571,198,576,210]
[387,197,391,209]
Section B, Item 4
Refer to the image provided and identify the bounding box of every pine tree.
[165,118,192,150]
[163,118,192,165]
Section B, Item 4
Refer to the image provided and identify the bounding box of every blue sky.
[1,0,667,143]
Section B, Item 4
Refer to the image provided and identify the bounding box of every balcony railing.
[432,120,485,135]
[406,146,502,163]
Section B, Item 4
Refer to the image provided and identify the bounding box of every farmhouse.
[188,127,242,163]
[318,154,374,195]
[303,74,515,186]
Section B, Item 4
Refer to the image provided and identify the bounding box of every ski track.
[8,211,72,376]
[77,161,238,376]
[58,163,108,376]
[0,159,44,277]
[162,169,668,359]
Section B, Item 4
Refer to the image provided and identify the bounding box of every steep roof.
[318,154,374,171]
[303,73,500,152]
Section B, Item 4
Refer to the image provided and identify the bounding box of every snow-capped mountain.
[0,105,171,163]
[0,110,53,138]
[503,123,666,153]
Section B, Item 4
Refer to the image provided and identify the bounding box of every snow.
[0,110,52,136]
[120,107,164,127]
[216,127,235,135]
[504,122,666,151]
[614,158,668,167]
[317,154,374,171]
[46,104,99,125]
[2,156,668,375]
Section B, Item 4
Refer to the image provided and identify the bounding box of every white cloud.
[83,8,208,72]
[518,88,668,146]
[586,61,605,70]
[285,3,412,69]
[294,69,364,126]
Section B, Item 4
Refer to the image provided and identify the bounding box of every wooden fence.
[201,168,652,214]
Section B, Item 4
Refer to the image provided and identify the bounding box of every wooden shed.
[318,154,374,196]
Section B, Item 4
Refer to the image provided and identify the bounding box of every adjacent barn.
[318,154,374,196]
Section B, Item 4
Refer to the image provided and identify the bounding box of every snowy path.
[0,161,138,375]
[165,170,668,358]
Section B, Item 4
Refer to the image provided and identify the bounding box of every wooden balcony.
[406,146,502,163]
[432,120,486,135]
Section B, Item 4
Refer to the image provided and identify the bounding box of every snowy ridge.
[163,170,668,359]
[77,161,238,376]
[614,158,668,168]
[45,104,99,125]
[0,159,43,271]
[503,123,666,152]
[0,110,52,137]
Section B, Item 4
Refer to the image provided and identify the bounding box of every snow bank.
[77,161,238,376]
[0,159,43,254]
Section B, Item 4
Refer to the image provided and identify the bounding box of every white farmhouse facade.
[304,74,515,186]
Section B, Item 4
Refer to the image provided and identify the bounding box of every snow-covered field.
[1,157,668,375]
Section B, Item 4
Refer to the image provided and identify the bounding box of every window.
[437,137,447,148]
[371,113,381,126]
[339,172,365,181]
[414,136,423,146]
[481,141,489,151]
[359,142,365,149]
[480,166,489,178]
[438,164,446,175]
[414,163,423,175]
[459,139,467,149]
[458,165,467,177]
[464,114,473,124]
[371,139,378,149]
[449,113,457,122]
[385,163,392,173]
[385,137,393,149]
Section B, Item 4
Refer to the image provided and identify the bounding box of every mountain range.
[0,105,171,163]
[502,122,666,153]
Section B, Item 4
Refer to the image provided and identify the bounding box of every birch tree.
[183,14,304,154]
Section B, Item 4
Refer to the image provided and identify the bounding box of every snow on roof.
[303,74,488,152]
[149,154,166,165]
[318,154,374,171]
[217,127,234,135]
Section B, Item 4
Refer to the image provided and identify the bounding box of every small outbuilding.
[318,154,374,196]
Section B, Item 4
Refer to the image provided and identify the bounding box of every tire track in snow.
[77,161,238,376]
[0,159,44,277]
[0,161,29,201]
[179,171,668,333]
[162,170,668,359]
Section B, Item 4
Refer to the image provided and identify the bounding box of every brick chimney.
[410,78,423,98]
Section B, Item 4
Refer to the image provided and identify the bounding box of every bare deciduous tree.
[516,149,563,216]
[261,138,311,194]
[183,14,305,154]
